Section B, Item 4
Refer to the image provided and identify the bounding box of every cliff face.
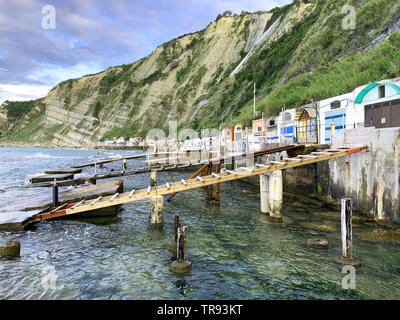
[2,0,400,147]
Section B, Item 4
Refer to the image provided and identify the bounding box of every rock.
[238,242,249,248]
[291,201,309,210]
[307,238,329,249]
[333,255,361,268]
[356,228,400,243]
[166,239,177,254]
[170,260,192,274]
[299,221,337,232]
[0,240,20,259]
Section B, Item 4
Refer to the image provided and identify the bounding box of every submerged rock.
[299,221,337,232]
[356,228,400,243]
[307,238,329,249]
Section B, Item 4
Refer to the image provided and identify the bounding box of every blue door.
[325,111,346,143]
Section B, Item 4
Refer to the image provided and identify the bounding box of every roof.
[294,104,316,121]
[355,82,400,104]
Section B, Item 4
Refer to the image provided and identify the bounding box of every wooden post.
[170,226,192,273]
[333,198,361,267]
[177,226,187,262]
[260,173,270,214]
[341,198,352,259]
[52,183,59,207]
[207,164,213,200]
[214,164,221,202]
[122,159,127,171]
[150,195,163,226]
[150,170,157,187]
[167,214,180,253]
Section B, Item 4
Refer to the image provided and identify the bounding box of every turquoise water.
[0,147,399,299]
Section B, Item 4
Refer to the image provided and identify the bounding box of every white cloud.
[27,61,104,85]
[0,84,51,105]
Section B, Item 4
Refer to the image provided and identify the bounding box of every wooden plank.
[165,163,209,202]
[30,173,74,183]
[45,168,82,174]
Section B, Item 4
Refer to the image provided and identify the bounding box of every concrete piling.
[260,173,270,215]
[0,241,20,259]
[150,170,157,187]
[269,170,283,221]
[150,195,163,226]
[333,198,361,267]
[170,226,192,274]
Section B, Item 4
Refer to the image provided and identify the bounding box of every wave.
[23,153,82,160]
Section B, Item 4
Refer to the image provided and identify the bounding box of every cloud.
[0,84,51,105]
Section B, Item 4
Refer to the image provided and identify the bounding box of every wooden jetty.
[0,180,123,230]
[30,145,368,222]
[27,145,302,188]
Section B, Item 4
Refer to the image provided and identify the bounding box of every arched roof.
[355,82,400,104]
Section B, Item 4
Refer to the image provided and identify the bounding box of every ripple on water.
[0,148,400,299]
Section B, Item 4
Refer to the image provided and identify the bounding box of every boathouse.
[354,80,400,129]
[294,103,317,144]
[279,108,296,144]
[319,92,353,144]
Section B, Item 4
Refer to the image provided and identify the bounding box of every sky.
[0,0,292,104]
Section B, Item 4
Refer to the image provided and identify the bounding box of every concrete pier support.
[0,241,20,259]
[150,170,157,187]
[150,195,163,226]
[269,170,283,221]
[260,173,270,215]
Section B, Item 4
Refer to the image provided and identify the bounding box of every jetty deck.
[32,145,368,221]
[27,145,302,188]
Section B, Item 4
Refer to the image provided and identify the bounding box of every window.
[269,120,275,126]
[331,101,341,110]
[379,85,385,98]
[283,112,291,122]
[257,126,262,132]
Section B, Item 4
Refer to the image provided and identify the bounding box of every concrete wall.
[331,127,400,223]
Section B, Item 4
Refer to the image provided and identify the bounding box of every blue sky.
[0,0,292,104]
